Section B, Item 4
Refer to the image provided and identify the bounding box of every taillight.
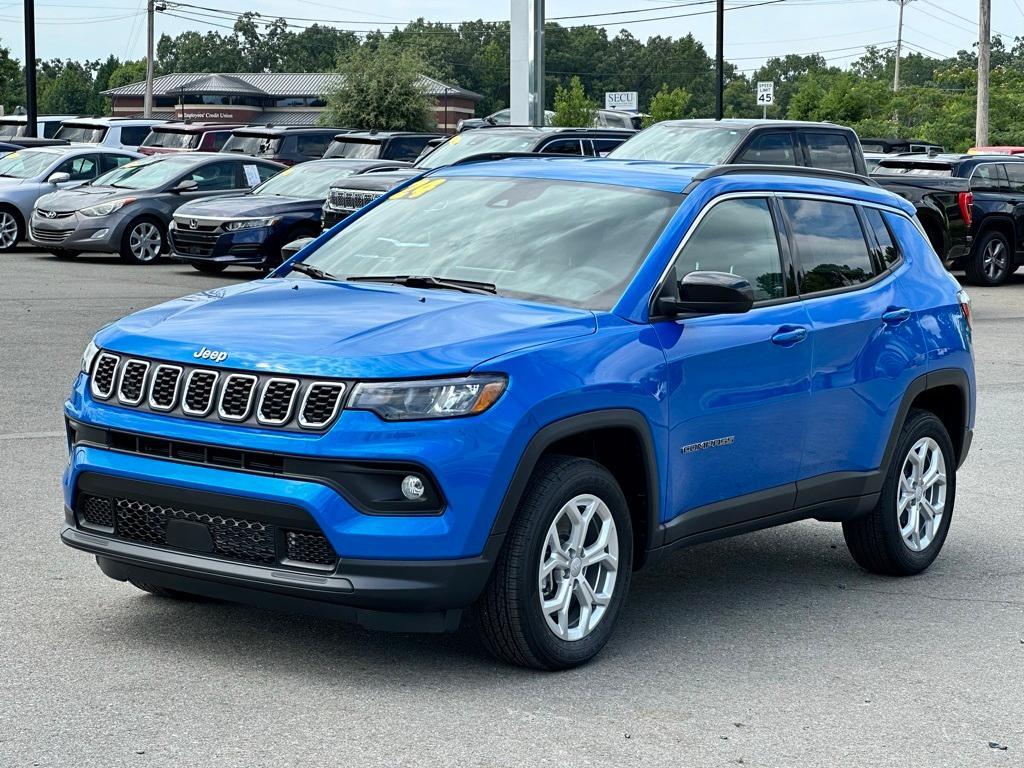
[957,191,974,228]
[957,288,972,333]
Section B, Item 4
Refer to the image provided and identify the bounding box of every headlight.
[349,375,507,421]
[80,198,134,217]
[224,217,276,231]
[81,339,99,374]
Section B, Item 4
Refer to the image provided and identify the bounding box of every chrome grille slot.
[90,352,120,399]
[299,382,346,429]
[218,374,258,421]
[148,364,183,411]
[117,359,150,405]
[182,370,218,416]
[257,378,299,425]
[328,188,381,212]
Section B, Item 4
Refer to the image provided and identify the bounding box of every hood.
[43,185,155,212]
[331,169,420,194]
[176,195,320,219]
[95,278,596,379]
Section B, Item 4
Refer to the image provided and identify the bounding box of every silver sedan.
[0,146,140,251]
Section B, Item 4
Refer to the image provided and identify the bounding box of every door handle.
[771,326,808,346]
[881,308,911,324]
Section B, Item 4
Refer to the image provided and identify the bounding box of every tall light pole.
[715,0,724,120]
[23,0,36,136]
[976,0,991,146]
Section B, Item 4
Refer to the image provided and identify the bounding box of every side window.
[55,154,98,181]
[674,197,786,302]
[1003,163,1024,194]
[187,161,239,190]
[255,163,278,183]
[208,131,231,151]
[99,153,133,173]
[119,126,151,146]
[43,121,59,138]
[592,138,624,157]
[736,132,796,165]
[295,133,331,158]
[863,207,901,270]
[970,163,1005,192]
[803,132,857,173]
[782,198,877,293]
[541,139,585,156]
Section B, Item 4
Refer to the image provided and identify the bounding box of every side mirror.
[657,270,755,317]
[171,179,199,193]
[47,171,71,184]
[281,237,315,261]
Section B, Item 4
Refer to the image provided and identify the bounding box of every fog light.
[89,229,109,240]
[401,475,425,501]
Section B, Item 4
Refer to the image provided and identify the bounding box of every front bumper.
[321,206,355,231]
[29,209,130,252]
[168,223,275,267]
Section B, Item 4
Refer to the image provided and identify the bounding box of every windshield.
[323,140,381,159]
[142,131,198,150]
[0,122,25,138]
[0,150,59,179]
[609,124,744,164]
[419,131,541,169]
[254,162,352,198]
[872,163,953,177]
[55,125,107,143]
[223,134,281,156]
[92,157,191,189]
[301,176,679,309]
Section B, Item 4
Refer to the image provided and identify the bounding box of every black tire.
[843,409,956,576]
[0,205,24,252]
[190,261,228,274]
[964,229,1012,286]
[119,217,166,265]
[49,249,80,259]
[476,455,633,670]
[129,580,194,599]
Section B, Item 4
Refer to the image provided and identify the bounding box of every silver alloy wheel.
[897,436,947,552]
[129,221,162,262]
[0,210,18,249]
[982,239,1008,281]
[537,493,619,641]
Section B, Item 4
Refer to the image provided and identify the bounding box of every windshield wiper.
[346,275,497,295]
[289,262,337,281]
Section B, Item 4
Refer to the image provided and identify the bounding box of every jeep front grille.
[328,188,382,212]
[89,353,348,431]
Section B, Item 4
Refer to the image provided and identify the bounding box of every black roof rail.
[687,164,879,190]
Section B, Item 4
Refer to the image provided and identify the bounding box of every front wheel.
[0,206,23,251]
[119,218,165,264]
[843,409,956,576]
[476,455,633,670]
[965,230,1012,286]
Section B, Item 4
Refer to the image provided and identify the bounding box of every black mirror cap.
[658,270,755,316]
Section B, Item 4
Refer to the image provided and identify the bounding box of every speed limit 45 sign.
[756,81,775,106]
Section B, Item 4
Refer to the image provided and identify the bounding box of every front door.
[655,195,813,537]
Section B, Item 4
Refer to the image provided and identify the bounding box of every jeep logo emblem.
[189,218,199,229]
[193,346,228,363]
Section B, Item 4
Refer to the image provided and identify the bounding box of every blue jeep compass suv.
[63,158,975,669]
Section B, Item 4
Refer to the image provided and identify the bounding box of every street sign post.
[756,81,775,118]
[605,91,638,112]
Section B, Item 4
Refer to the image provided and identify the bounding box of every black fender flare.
[486,409,661,553]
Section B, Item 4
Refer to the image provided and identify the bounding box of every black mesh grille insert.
[258,379,298,424]
[114,497,277,565]
[118,360,149,403]
[301,383,345,427]
[79,495,115,528]
[149,366,182,409]
[285,530,337,566]
[92,354,119,398]
[220,375,256,419]
[183,371,217,415]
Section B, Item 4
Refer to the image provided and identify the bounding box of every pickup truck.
[872,153,1024,286]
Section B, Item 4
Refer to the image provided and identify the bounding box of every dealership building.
[103,72,483,132]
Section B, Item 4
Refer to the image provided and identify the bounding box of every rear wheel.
[476,455,633,670]
[0,206,23,251]
[119,218,165,264]
[190,261,228,274]
[965,230,1012,286]
[843,409,956,576]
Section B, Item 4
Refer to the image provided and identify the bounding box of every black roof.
[231,125,347,136]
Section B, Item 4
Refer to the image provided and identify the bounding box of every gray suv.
[0,146,138,251]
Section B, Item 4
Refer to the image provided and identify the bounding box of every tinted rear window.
[55,125,108,143]
[782,198,877,294]
[222,134,282,156]
[803,132,857,173]
[872,162,952,177]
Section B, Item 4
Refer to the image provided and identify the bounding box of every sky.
[0,0,1019,74]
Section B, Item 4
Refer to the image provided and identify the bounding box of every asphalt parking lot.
[1,248,1021,767]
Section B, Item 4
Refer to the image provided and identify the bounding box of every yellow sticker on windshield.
[449,135,461,145]
[390,178,446,199]
[279,166,295,175]
[122,160,141,167]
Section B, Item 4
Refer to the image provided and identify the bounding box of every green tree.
[156,30,245,73]
[644,84,690,125]
[107,60,147,90]
[320,44,435,131]
[551,75,597,127]
[0,40,23,113]
[38,59,101,114]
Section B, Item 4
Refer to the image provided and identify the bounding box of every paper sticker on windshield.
[391,178,446,200]
[243,164,262,187]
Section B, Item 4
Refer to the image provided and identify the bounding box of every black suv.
[873,153,1024,285]
[320,126,636,228]
[609,119,868,175]
[221,126,346,166]
[322,131,444,163]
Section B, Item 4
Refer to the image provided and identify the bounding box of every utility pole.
[23,0,36,137]
[510,0,545,126]
[144,0,155,118]
[977,0,991,146]
[891,0,914,92]
[715,0,724,120]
